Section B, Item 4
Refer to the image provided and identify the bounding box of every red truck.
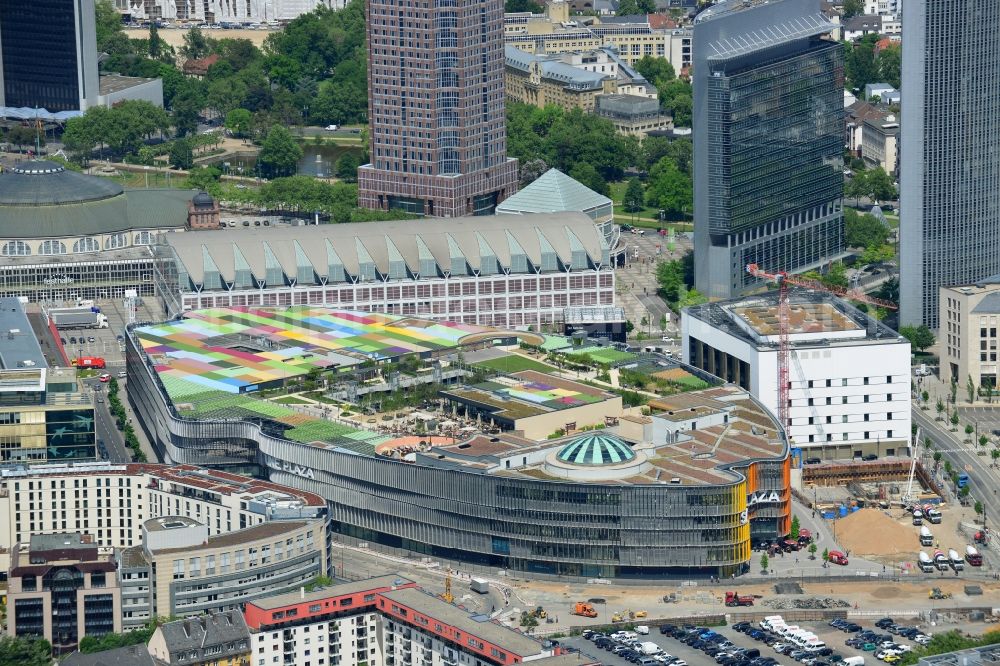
[828,550,849,566]
[72,356,106,369]
[725,591,754,607]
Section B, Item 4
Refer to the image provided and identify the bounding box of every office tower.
[357,0,518,217]
[0,0,99,116]
[693,0,845,299]
[899,1,1000,327]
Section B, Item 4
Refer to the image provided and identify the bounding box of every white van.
[760,616,783,631]
[841,657,865,666]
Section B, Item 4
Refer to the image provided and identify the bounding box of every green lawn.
[566,348,636,364]
[473,355,555,374]
[274,395,310,405]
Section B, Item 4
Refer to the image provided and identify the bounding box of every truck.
[51,308,109,329]
[639,642,660,656]
[919,526,933,547]
[918,551,934,573]
[470,578,489,594]
[828,550,849,566]
[72,357,106,369]
[948,549,964,571]
[933,549,949,571]
[966,545,983,566]
[725,591,754,607]
[912,509,923,526]
[922,504,942,524]
[571,602,597,618]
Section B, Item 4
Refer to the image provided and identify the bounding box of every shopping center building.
[126,305,791,578]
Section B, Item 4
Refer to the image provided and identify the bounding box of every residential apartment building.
[861,114,900,176]
[0,461,328,571]
[7,533,121,655]
[119,517,325,627]
[900,1,1000,327]
[693,0,846,298]
[148,611,251,666]
[940,278,1000,392]
[845,100,884,156]
[0,0,99,117]
[243,576,585,666]
[357,0,518,217]
[683,292,912,459]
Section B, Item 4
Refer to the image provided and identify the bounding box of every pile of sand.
[833,508,920,559]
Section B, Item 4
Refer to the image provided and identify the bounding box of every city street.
[616,230,692,338]
[82,377,132,464]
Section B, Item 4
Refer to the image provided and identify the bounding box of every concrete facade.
[683,293,912,459]
[939,279,1000,392]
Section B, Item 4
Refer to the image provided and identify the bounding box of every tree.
[171,87,203,138]
[646,156,691,219]
[822,547,830,562]
[148,22,162,59]
[518,158,548,187]
[876,276,900,305]
[95,0,130,55]
[899,325,935,352]
[921,390,929,403]
[992,449,1000,466]
[975,501,984,517]
[790,515,800,539]
[862,167,897,202]
[979,434,988,449]
[258,125,303,178]
[225,108,253,139]
[0,636,52,666]
[181,26,214,60]
[634,56,675,87]
[951,379,958,404]
[846,34,879,92]
[656,257,688,304]
[845,208,890,249]
[843,0,863,18]
[623,177,645,213]
[965,424,975,440]
[760,553,769,573]
[659,79,692,127]
[568,162,609,196]
[878,43,902,89]
[505,0,543,11]
[335,152,360,182]
[169,139,194,170]
[808,543,818,559]
[950,411,960,430]
[968,376,977,404]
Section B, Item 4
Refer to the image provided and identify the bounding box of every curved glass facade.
[126,331,790,579]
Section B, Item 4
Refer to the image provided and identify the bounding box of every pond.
[210,143,364,178]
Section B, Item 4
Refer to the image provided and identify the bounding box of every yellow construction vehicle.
[440,573,454,603]
[534,606,547,619]
[634,610,648,618]
[612,611,625,623]
[929,587,952,600]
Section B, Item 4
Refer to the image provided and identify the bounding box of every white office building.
[682,292,912,459]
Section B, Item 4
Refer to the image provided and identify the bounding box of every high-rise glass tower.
[0,0,99,115]
[899,1,1000,327]
[693,0,845,299]
[357,0,519,217]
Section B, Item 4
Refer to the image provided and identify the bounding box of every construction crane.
[744,264,898,430]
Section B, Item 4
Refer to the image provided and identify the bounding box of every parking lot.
[561,614,935,666]
[42,296,164,368]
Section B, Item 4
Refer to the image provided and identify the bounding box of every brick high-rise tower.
[357,0,518,217]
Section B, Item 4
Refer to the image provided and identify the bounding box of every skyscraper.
[693,0,845,299]
[899,1,1000,327]
[0,0,99,116]
[357,0,519,217]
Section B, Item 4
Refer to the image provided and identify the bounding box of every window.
[73,237,100,253]
[886,375,892,383]
[105,232,128,249]
[39,240,67,255]
[1,240,30,256]
[808,380,814,388]
[864,377,869,385]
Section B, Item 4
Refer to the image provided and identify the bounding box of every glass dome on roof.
[557,433,636,466]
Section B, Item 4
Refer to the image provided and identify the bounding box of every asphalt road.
[83,377,131,464]
[912,408,999,531]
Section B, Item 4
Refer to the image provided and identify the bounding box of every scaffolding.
[802,459,944,498]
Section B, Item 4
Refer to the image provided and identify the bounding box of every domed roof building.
[0,160,199,302]
[556,432,636,465]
